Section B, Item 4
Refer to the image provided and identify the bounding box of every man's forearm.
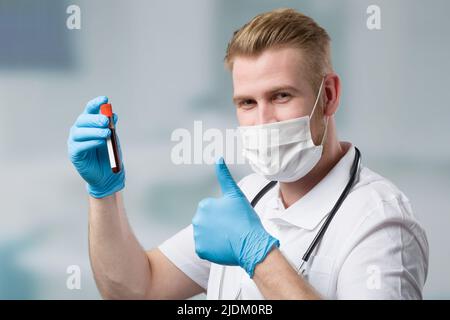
[253,247,321,300]
[88,191,151,299]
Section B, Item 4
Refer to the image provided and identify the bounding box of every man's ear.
[322,73,341,116]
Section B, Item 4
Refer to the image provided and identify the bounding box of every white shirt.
[158,143,429,299]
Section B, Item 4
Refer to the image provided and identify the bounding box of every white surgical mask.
[238,78,327,182]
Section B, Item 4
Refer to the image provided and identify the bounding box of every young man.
[68,8,428,299]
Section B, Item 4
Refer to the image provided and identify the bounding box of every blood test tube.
[100,103,121,173]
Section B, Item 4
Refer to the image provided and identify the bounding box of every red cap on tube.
[100,103,113,117]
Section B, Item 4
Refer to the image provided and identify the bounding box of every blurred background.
[0,0,448,299]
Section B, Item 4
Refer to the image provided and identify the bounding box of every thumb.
[215,157,242,197]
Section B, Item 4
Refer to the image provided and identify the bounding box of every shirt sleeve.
[336,197,429,299]
[158,224,211,290]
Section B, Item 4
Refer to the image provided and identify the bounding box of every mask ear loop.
[310,77,328,146]
[309,77,325,118]
[320,115,329,146]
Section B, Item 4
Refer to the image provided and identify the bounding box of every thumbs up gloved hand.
[192,157,280,278]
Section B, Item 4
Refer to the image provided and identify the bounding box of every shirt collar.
[265,142,356,230]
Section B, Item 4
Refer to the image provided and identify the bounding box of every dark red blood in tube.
[100,103,121,173]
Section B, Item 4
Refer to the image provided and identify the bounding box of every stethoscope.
[218,147,361,300]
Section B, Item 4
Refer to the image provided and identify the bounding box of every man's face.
[232,47,321,128]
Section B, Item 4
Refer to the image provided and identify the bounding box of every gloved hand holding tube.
[192,157,280,278]
[67,96,125,198]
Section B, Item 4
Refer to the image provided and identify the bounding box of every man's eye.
[238,100,256,109]
[273,92,291,102]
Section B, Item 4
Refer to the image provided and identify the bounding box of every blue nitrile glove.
[192,157,280,278]
[67,96,125,198]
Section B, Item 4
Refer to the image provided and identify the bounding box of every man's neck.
[279,138,348,208]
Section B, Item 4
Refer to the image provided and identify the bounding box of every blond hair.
[225,8,332,91]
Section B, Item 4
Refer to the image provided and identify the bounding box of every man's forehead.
[232,47,309,95]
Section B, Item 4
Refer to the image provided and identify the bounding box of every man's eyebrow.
[232,85,301,103]
[267,85,301,95]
